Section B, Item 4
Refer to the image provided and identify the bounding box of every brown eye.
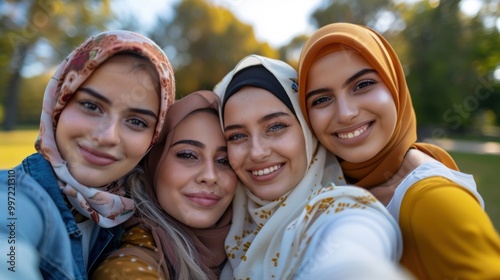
[127,117,148,128]
[79,101,100,113]
[311,96,331,106]
[176,151,197,160]
[354,80,375,91]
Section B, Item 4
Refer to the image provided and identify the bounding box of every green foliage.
[403,1,474,128]
[311,0,396,27]
[17,70,52,125]
[150,0,279,98]
[1,0,116,130]
[450,151,500,232]
[2,0,500,132]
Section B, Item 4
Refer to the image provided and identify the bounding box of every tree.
[150,0,278,98]
[1,0,114,130]
[305,0,500,134]
[403,0,482,132]
[311,0,399,31]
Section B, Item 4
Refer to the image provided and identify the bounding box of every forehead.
[83,57,157,95]
[225,87,290,116]
[313,49,370,72]
[307,50,373,90]
[172,111,223,139]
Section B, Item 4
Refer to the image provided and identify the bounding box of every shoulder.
[399,177,500,279]
[400,177,486,233]
[121,225,158,250]
[92,225,166,280]
[0,162,56,218]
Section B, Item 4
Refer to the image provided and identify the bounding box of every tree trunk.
[3,43,30,131]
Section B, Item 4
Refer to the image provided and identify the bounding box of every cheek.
[309,110,331,135]
[372,90,397,129]
[55,107,76,140]
[155,169,176,206]
[123,131,155,159]
[55,109,81,158]
[310,119,324,137]
[371,88,396,109]
[293,137,308,173]
[221,171,238,194]
[228,145,245,169]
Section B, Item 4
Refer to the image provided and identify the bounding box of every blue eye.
[227,132,246,142]
[268,123,288,133]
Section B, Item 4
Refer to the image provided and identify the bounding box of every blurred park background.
[1,0,499,230]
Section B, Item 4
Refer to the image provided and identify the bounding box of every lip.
[332,121,373,145]
[247,163,284,182]
[186,192,221,207]
[79,145,119,166]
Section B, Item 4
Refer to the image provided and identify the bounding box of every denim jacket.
[0,153,123,280]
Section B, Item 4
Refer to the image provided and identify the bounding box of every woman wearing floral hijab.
[298,22,500,279]
[0,30,175,280]
[214,54,410,279]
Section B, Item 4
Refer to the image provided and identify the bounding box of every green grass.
[1,130,499,231]
[450,151,500,232]
[0,130,38,169]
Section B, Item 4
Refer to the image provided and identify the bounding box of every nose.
[93,118,121,146]
[335,94,359,124]
[197,161,218,186]
[249,136,270,161]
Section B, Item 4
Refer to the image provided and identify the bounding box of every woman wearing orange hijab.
[298,22,500,279]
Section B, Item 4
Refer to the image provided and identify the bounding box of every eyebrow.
[172,139,205,149]
[306,68,377,101]
[172,139,228,152]
[224,111,290,132]
[79,87,111,104]
[344,68,377,87]
[78,87,158,119]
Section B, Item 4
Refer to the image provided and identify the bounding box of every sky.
[113,0,488,47]
[213,0,325,47]
[114,0,325,48]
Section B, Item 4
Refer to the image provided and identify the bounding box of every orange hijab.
[298,22,458,188]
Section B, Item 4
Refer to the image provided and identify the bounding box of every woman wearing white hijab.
[213,54,410,279]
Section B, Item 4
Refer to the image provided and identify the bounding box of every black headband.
[222,65,295,115]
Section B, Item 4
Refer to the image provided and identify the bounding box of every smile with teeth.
[337,123,370,139]
[251,164,282,176]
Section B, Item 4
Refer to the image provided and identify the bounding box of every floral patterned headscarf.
[35,30,175,228]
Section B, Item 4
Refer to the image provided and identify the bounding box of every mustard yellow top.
[91,226,166,280]
[399,176,500,279]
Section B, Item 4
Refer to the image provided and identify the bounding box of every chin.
[73,171,112,187]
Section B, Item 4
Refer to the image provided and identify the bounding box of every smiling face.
[55,55,159,187]
[155,110,237,229]
[223,87,307,201]
[305,49,397,163]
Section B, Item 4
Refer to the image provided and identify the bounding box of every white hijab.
[213,55,398,278]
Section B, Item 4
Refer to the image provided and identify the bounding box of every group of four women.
[1,22,500,280]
